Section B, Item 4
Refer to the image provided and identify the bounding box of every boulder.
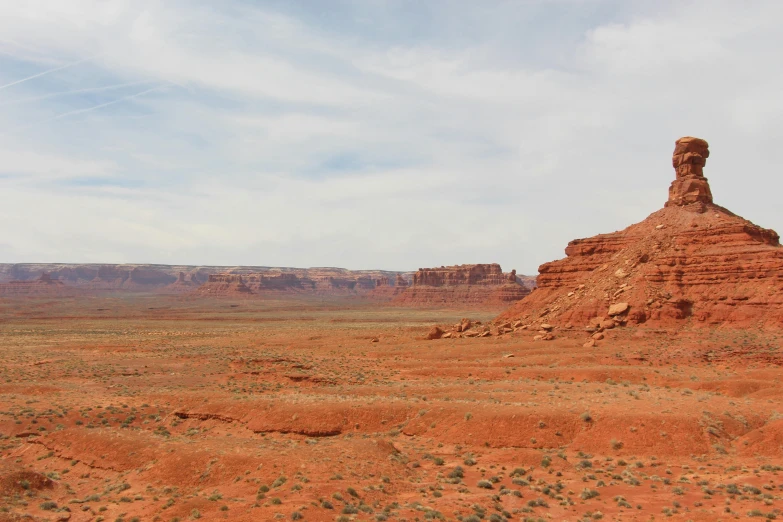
[427,326,444,340]
[608,302,630,316]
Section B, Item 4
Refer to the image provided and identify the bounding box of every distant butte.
[391,263,530,307]
[498,137,783,328]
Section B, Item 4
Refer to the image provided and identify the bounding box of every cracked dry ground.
[1,296,783,521]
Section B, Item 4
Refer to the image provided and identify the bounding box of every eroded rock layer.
[412,263,510,286]
[194,275,253,296]
[368,274,410,300]
[498,137,783,328]
[0,273,79,297]
[393,264,530,307]
[0,264,407,297]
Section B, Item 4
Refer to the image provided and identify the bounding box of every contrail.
[0,80,155,107]
[0,83,169,137]
[0,55,94,92]
[49,84,167,121]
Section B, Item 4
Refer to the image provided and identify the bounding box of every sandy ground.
[1,295,782,521]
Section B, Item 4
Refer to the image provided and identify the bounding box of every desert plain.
[2,294,782,522]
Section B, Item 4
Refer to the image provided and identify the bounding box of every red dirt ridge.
[498,136,783,328]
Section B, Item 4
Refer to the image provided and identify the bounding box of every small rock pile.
[426,298,635,343]
[580,302,630,347]
[426,317,551,341]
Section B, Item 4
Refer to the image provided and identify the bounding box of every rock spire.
[665,136,713,209]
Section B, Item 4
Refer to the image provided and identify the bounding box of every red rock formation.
[166,272,200,292]
[0,264,408,296]
[241,273,314,292]
[191,269,414,298]
[393,264,530,307]
[0,273,79,297]
[498,137,783,328]
[515,274,537,290]
[666,137,713,209]
[195,275,253,296]
[368,274,411,300]
[412,263,509,286]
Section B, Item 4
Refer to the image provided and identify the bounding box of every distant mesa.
[390,263,530,307]
[0,264,184,291]
[0,263,535,305]
[192,268,408,298]
[368,274,411,300]
[0,264,406,298]
[498,136,783,328]
[166,271,201,292]
[195,274,253,296]
[0,272,79,297]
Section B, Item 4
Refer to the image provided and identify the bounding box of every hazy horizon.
[1,0,781,273]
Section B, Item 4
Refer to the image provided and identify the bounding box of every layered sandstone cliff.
[0,273,79,297]
[195,275,253,296]
[0,264,186,290]
[192,268,406,297]
[392,264,530,307]
[498,137,783,328]
[0,264,406,297]
[165,272,201,292]
[368,274,410,300]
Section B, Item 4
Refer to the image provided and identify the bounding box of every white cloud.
[0,147,117,179]
[0,0,781,272]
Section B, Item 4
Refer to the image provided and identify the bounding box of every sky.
[0,0,781,274]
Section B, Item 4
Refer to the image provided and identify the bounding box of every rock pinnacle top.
[666,136,714,209]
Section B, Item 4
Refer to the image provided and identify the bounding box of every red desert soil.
[1,295,783,521]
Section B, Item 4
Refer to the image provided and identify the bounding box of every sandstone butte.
[391,263,530,307]
[498,136,783,328]
[165,271,201,292]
